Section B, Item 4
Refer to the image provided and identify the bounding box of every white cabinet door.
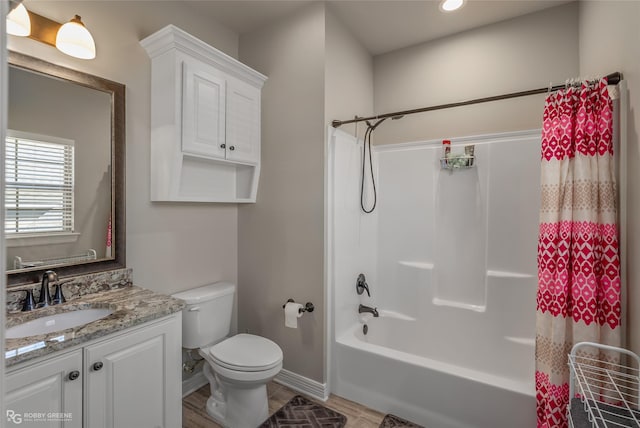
[182,61,226,159]
[6,350,83,428]
[226,78,261,164]
[84,316,181,428]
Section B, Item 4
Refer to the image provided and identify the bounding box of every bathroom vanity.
[5,276,184,428]
[5,38,185,428]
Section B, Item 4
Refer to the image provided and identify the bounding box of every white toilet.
[173,282,283,428]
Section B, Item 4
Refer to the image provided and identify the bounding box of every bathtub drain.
[363,324,368,335]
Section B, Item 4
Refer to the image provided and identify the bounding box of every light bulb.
[6,3,31,36]
[440,0,465,12]
[56,15,96,60]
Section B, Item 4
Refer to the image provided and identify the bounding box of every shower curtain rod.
[331,72,622,128]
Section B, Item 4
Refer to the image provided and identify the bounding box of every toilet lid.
[208,334,283,372]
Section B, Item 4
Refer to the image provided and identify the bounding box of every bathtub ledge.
[432,298,486,312]
[486,270,534,279]
[505,336,535,347]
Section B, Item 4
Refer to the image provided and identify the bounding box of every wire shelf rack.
[440,143,475,170]
[439,154,475,170]
[568,342,640,428]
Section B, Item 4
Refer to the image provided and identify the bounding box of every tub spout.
[358,304,379,317]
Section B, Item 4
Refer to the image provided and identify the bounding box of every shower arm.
[332,72,622,129]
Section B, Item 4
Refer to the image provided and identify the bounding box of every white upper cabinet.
[227,77,261,164]
[182,61,227,159]
[141,25,267,202]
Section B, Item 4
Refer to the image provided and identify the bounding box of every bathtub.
[327,129,541,428]
[332,311,536,428]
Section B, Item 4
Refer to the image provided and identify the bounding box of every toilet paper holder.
[283,298,314,314]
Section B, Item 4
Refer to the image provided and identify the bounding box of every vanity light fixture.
[6,5,96,60]
[440,0,465,12]
[55,15,96,59]
[6,3,31,36]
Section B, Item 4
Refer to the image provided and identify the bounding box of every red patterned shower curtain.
[536,78,621,428]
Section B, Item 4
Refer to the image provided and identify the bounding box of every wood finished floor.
[183,381,386,427]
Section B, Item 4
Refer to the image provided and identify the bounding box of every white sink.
[6,308,114,339]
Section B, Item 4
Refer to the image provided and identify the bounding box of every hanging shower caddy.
[440,141,475,170]
[568,342,640,427]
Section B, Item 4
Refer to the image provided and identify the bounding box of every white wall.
[578,0,640,356]
[238,2,327,383]
[8,1,240,294]
[372,3,579,145]
[325,6,374,137]
[237,3,375,384]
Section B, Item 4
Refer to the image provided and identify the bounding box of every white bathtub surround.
[327,128,540,428]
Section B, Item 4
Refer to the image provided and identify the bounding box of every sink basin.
[6,308,114,339]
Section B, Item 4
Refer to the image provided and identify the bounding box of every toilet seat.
[206,333,283,372]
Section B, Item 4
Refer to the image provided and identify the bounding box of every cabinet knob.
[68,370,80,381]
[220,144,226,149]
[229,146,235,151]
[92,361,104,371]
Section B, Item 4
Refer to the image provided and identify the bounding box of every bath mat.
[260,395,347,427]
[379,414,424,428]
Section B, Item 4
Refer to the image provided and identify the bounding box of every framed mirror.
[7,51,125,286]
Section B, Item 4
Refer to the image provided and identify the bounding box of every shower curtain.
[535,78,621,428]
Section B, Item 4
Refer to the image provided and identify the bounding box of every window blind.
[5,131,75,235]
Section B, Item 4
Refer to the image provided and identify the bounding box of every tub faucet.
[37,270,57,308]
[356,273,370,297]
[358,304,379,317]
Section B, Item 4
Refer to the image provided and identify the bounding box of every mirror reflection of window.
[6,61,113,275]
[5,130,75,236]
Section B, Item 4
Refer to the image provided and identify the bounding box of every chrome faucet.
[358,304,379,317]
[37,270,57,308]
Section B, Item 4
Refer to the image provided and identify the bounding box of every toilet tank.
[172,282,235,349]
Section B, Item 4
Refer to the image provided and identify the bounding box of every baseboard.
[274,369,329,401]
[182,367,328,402]
[182,370,208,398]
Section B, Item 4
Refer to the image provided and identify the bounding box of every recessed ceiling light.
[440,0,465,12]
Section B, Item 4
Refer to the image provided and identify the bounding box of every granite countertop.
[5,285,185,368]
